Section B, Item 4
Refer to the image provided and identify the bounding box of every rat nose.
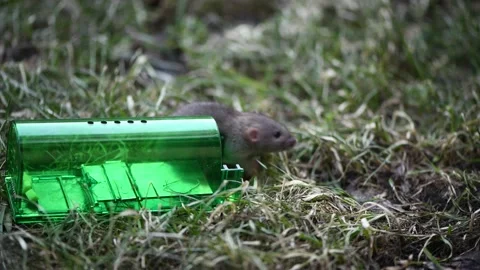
[286,137,296,148]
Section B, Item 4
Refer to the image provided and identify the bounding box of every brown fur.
[172,102,296,179]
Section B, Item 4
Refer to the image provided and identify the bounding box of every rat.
[171,102,297,179]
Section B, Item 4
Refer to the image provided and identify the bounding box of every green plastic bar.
[4,117,243,223]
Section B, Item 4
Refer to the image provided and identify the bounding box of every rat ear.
[244,127,259,143]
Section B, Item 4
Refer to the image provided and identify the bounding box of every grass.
[1,0,480,269]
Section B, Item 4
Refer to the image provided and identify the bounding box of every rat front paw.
[241,159,261,180]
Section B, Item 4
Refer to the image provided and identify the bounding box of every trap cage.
[4,117,244,224]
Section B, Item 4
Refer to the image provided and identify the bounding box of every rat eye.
[274,131,282,138]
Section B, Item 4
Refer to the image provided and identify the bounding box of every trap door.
[129,161,215,210]
[82,161,138,203]
[82,160,216,212]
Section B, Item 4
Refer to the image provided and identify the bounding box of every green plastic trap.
[4,117,244,224]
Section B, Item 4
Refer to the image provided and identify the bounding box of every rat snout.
[286,137,296,148]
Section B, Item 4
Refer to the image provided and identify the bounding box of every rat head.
[240,113,296,153]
